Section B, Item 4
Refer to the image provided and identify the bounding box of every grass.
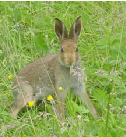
[0,1,126,136]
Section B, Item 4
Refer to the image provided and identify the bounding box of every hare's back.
[15,54,57,86]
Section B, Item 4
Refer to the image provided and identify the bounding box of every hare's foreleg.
[54,88,66,120]
[83,91,99,117]
[72,84,99,118]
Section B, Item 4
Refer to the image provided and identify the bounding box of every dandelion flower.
[47,95,53,101]
[59,87,62,90]
[8,75,13,80]
[27,101,34,107]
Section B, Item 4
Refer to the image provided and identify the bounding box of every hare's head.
[55,16,81,67]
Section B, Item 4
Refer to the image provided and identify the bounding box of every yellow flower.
[27,101,34,107]
[8,75,13,80]
[47,95,53,101]
[59,87,63,90]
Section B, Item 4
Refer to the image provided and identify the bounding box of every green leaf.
[71,100,89,114]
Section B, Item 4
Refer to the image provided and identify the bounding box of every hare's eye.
[76,47,78,52]
[61,48,64,52]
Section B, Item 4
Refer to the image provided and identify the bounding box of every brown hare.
[9,16,99,119]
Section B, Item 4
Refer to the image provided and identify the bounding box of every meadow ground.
[0,1,126,137]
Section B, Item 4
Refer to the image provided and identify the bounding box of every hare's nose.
[67,58,75,66]
[68,62,73,66]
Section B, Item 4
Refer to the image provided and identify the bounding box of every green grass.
[0,1,126,136]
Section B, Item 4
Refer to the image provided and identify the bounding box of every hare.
[9,16,99,119]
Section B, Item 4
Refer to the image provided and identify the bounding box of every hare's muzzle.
[58,52,77,67]
[65,54,76,66]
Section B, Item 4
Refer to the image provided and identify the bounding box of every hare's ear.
[55,18,68,41]
[69,16,81,40]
